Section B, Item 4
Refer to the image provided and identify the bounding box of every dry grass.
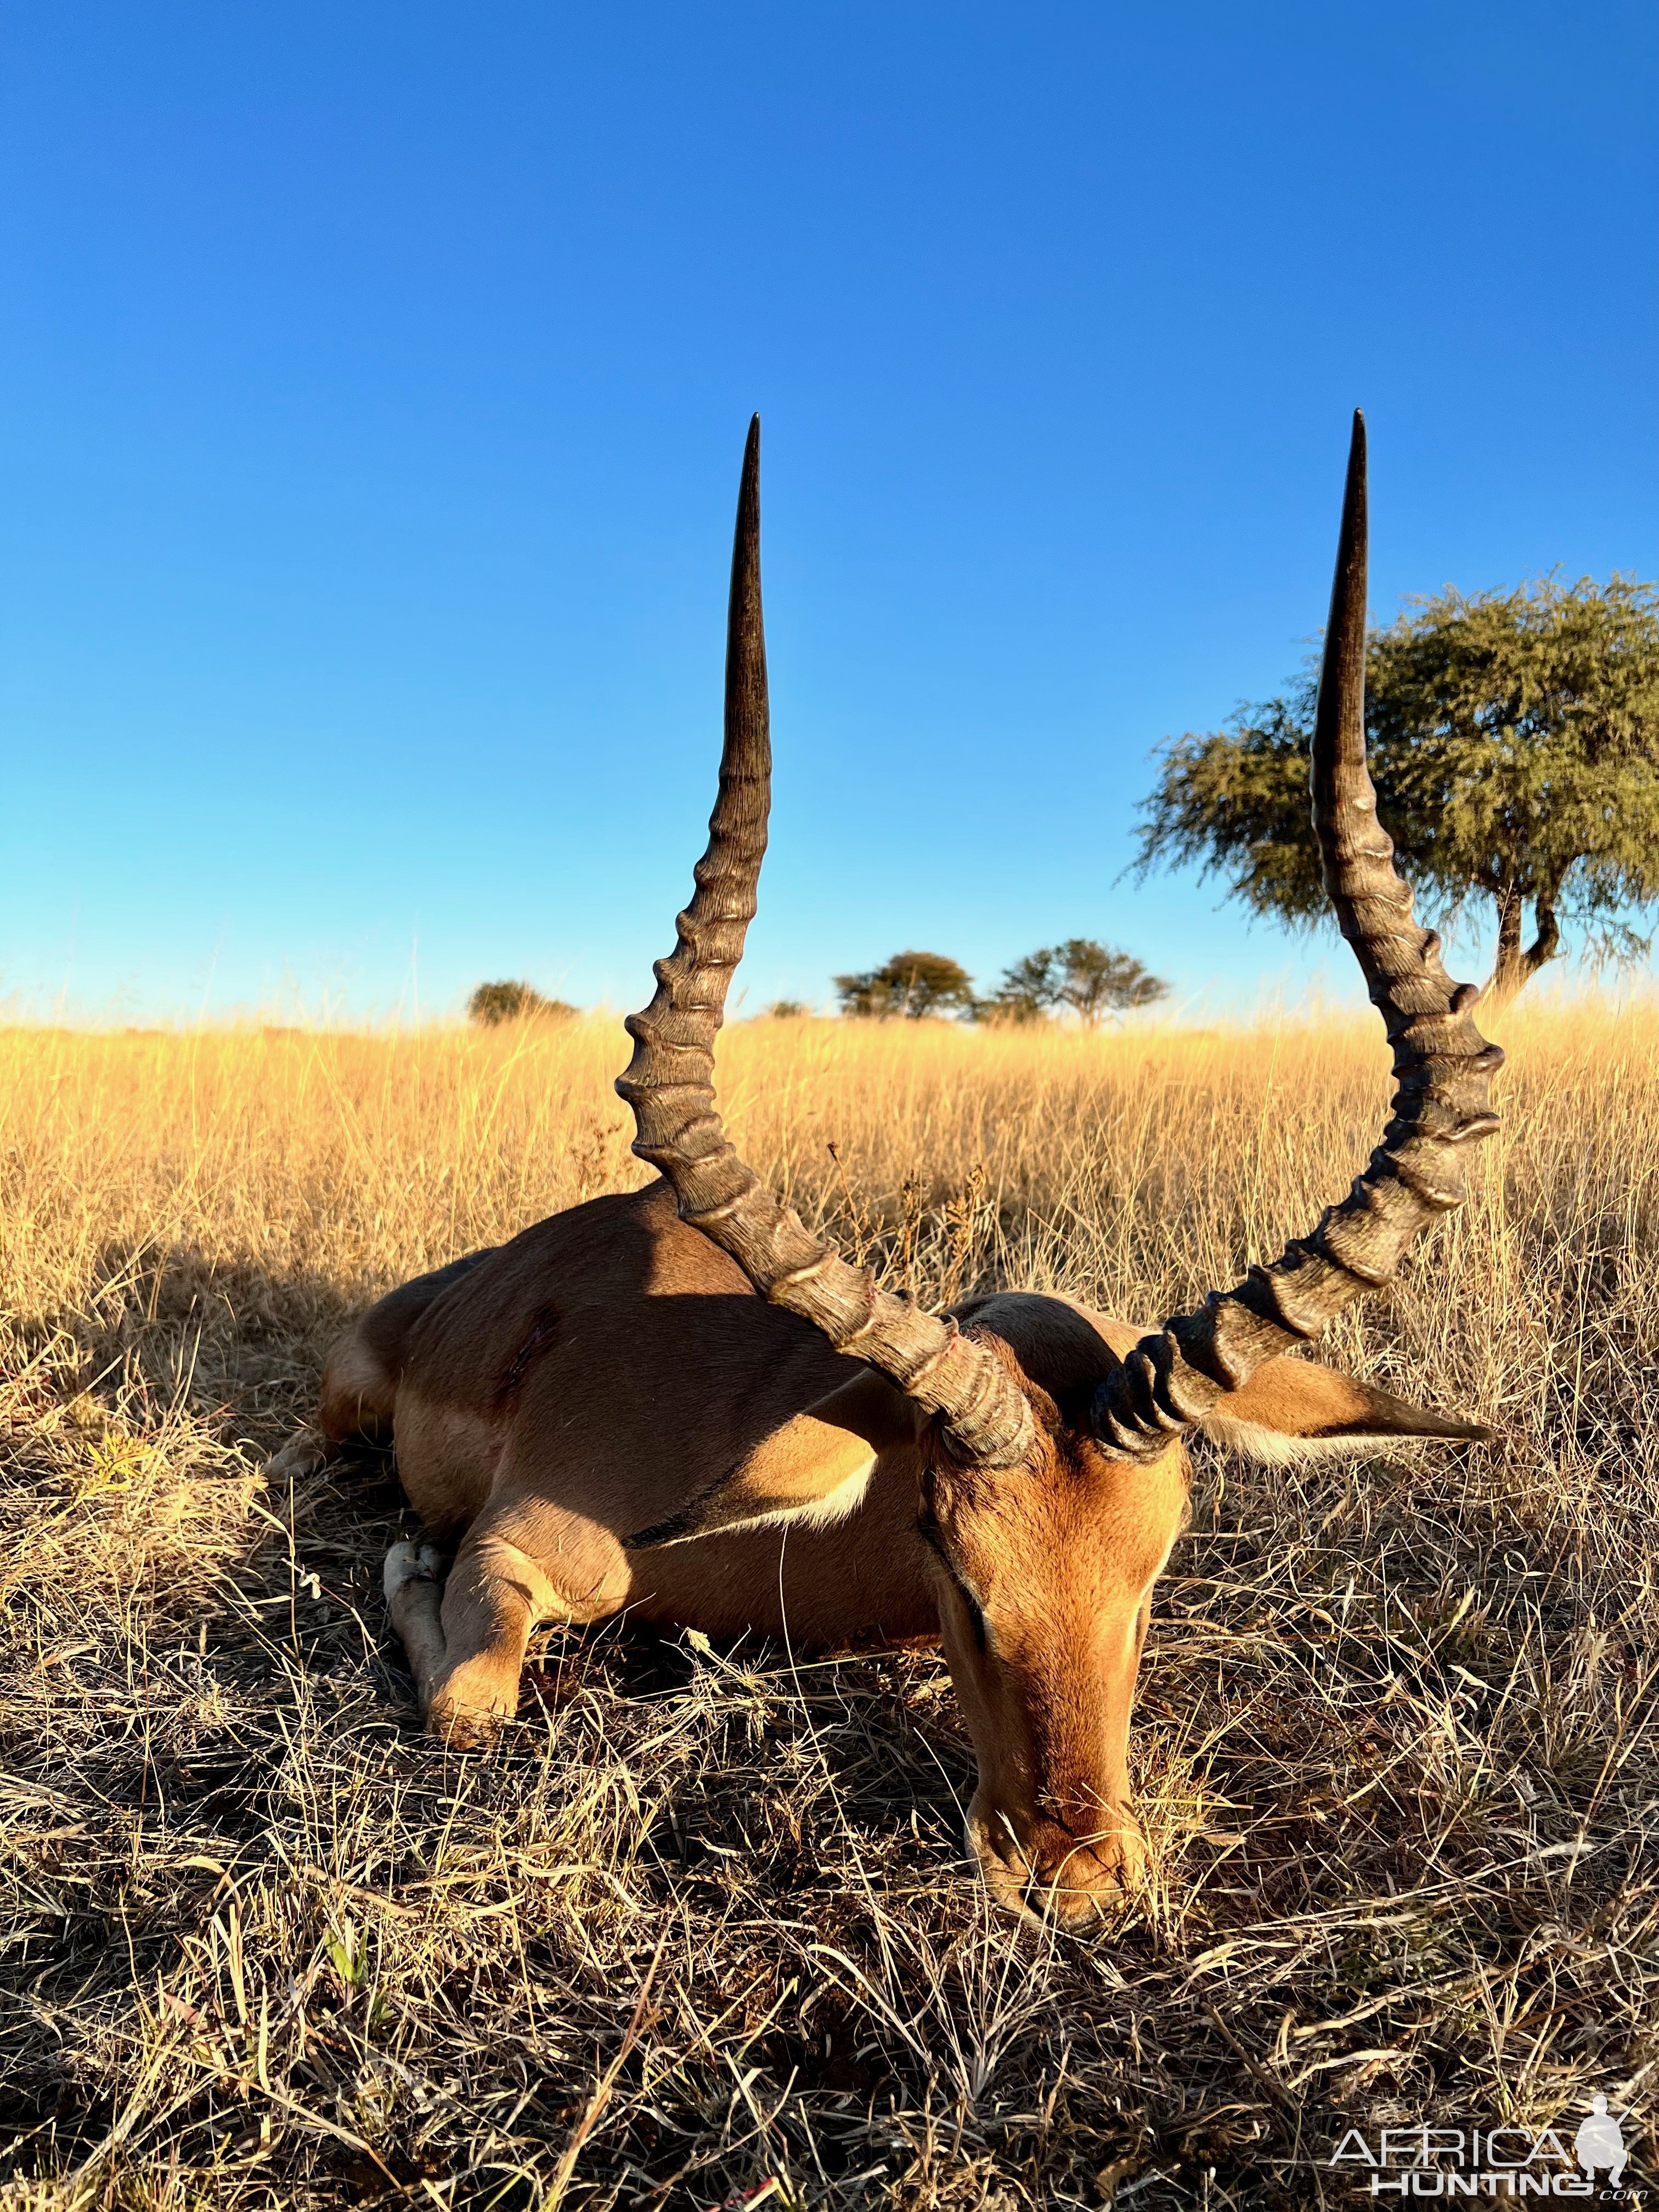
[3,1003,1659,2208]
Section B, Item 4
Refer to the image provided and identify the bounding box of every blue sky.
[1,2,1655,1024]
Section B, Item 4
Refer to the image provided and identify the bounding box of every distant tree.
[834,951,975,1020]
[762,999,811,1019]
[1133,574,1659,1005]
[983,938,1169,1028]
[974,962,1051,1026]
[467,980,577,1027]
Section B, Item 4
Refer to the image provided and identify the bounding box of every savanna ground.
[2,1003,1657,2210]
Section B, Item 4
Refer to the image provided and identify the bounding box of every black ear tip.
[1435,1413,1493,1443]
[1423,1415,1494,1445]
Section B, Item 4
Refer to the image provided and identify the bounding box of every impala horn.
[617,417,1036,1469]
[1091,411,1504,1460]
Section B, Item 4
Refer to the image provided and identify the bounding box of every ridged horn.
[616,418,1036,1469]
[1091,411,1503,1460]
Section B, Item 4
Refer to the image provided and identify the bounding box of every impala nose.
[967,1802,1147,1925]
[1025,1837,1139,1926]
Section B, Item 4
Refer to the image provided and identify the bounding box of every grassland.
[2,1002,1657,2209]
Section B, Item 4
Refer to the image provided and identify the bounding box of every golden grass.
[3,1003,1658,2207]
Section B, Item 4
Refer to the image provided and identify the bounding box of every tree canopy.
[1133,573,1659,1001]
[984,938,1169,1027]
[834,950,977,1020]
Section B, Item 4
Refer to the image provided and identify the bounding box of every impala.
[309,414,1500,1924]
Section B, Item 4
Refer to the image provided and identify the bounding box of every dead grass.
[2,1003,1658,2208]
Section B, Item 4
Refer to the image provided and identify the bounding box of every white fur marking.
[1201,1415,1420,1466]
[747,1453,878,1536]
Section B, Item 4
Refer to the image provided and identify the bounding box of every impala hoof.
[383,1542,442,1604]
[426,1651,518,1751]
[266,1429,331,1483]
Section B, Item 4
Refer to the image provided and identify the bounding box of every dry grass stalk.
[2,1003,1657,2207]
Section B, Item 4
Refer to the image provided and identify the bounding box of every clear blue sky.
[2,3,1655,1023]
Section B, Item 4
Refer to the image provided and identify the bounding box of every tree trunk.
[1486,887,1561,1006]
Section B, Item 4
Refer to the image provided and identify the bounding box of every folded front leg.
[385,1494,632,1747]
[415,1524,569,1748]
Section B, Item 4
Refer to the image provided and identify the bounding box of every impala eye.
[916,1516,988,1655]
[958,1584,989,1656]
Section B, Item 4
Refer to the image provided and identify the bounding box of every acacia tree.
[834,950,975,1019]
[984,939,1168,1027]
[1133,574,1659,1003]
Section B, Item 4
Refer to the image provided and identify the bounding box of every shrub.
[466,980,577,1028]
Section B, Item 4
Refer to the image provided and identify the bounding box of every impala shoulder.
[625,1365,922,1550]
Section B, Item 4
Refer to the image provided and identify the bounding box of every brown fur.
[320,1177,1482,1926]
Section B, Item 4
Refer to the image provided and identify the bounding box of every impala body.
[312,415,1501,1925]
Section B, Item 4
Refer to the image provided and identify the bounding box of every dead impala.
[308,413,1500,1925]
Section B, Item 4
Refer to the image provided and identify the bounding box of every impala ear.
[625,1370,923,1549]
[1200,1356,1491,1463]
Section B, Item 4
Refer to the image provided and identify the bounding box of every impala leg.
[426,1523,567,1750]
[383,1531,555,1747]
[383,1543,448,1709]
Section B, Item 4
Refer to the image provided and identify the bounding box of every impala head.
[618,415,1502,1925]
[916,1328,1187,1922]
